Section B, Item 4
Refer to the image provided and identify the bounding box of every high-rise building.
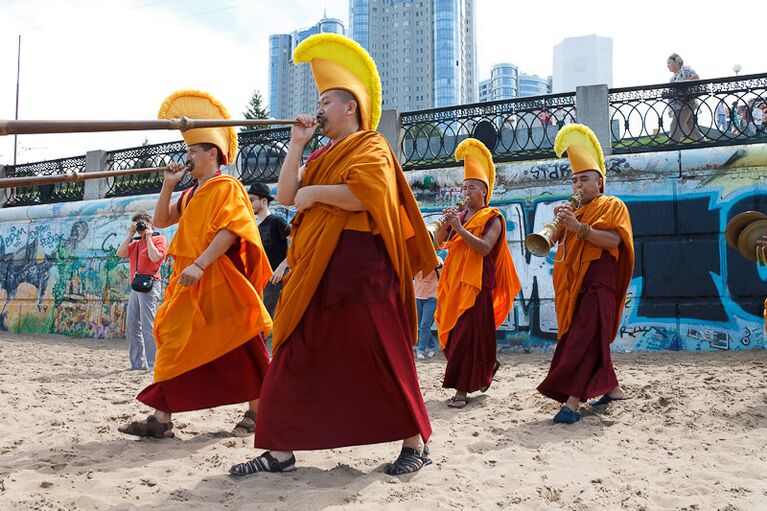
[268,16,345,119]
[478,63,519,102]
[518,73,552,97]
[349,0,477,112]
[552,34,612,93]
[478,79,492,103]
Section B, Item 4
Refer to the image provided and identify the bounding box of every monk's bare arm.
[582,227,621,250]
[294,184,365,212]
[194,229,237,269]
[154,164,187,228]
[277,114,318,206]
[453,218,502,257]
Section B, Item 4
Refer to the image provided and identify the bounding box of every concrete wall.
[1,143,766,352]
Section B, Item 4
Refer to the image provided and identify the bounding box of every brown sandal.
[447,395,469,409]
[232,410,257,437]
[118,415,174,438]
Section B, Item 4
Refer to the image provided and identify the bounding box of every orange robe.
[553,194,634,340]
[435,207,520,349]
[152,174,273,383]
[272,130,438,352]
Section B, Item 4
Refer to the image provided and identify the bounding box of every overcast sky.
[1,0,763,164]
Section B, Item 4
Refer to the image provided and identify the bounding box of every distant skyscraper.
[349,0,477,112]
[518,74,552,97]
[478,63,519,102]
[478,79,492,103]
[268,16,345,119]
[552,34,612,93]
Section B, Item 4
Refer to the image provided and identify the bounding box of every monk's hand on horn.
[164,162,188,186]
[443,206,461,230]
[558,208,580,233]
[179,262,204,287]
[291,113,318,146]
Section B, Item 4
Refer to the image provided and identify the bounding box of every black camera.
[136,221,148,232]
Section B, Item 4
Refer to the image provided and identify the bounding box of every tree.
[241,90,269,132]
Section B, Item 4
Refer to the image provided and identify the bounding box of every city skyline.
[1,0,764,163]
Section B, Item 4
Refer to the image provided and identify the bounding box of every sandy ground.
[0,333,765,510]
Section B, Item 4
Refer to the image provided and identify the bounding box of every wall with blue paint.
[0,143,765,350]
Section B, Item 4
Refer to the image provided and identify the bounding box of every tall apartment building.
[552,34,612,93]
[349,0,477,112]
[268,17,345,119]
[518,73,552,97]
[478,63,519,102]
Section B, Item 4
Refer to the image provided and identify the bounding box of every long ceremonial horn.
[0,166,169,188]
[0,117,299,136]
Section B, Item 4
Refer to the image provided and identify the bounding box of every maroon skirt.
[442,287,498,393]
[137,335,269,413]
[255,230,432,451]
[537,251,620,402]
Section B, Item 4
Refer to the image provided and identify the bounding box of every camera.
[136,221,147,232]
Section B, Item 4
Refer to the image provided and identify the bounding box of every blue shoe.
[589,395,628,407]
[553,406,581,424]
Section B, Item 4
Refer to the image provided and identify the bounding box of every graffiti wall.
[0,142,765,351]
[0,197,179,339]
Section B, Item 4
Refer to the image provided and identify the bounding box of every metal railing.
[609,73,767,153]
[235,127,325,186]
[3,157,86,207]
[400,93,577,170]
[105,140,191,197]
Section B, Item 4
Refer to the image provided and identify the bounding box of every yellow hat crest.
[554,124,606,185]
[158,90,237,165]
[293,33,382,131]
[455,138,495,204]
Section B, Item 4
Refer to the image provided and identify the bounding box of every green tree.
[241,90,269,132]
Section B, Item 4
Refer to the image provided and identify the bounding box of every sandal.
[385,445,432,476]
[232,410,257,437]
[447,395,469,409]
[229,451,296,476]
[481,360,501,393]
[118,415,174,439]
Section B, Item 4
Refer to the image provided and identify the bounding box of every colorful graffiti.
[0,143,765,350]
[0,198,177,338]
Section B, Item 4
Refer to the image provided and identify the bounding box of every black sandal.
[232,410,257,436]
[385,445,432,476]
[481,360,501,393]
[229,451,296,476]
[118,415,174,439]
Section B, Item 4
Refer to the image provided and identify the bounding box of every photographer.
[116,211,167,370]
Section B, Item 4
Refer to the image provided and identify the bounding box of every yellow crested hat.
[293,33,382,131]
[554,124,606,187]
[158,90,237,165]
[455,138,495,205]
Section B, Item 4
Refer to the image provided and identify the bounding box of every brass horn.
[725,210,767,264]
[426,196,470,249]
[525,189,584,257]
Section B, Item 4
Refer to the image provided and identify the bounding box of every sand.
[0,333,765,510]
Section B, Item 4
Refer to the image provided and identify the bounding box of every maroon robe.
[442,214,501,393]
[537,251,620,402]
[254,230,432,451]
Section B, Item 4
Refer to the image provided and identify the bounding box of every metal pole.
[13,35,21,167]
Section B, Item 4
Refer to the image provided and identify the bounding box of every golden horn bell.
[525,189,584,257]
[426,197,470,249]
[725,211,767,264]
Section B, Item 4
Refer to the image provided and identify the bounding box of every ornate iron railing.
[609,73,767,153]
[399,93,577,170]
[235,128,325,186]
[105,140,191,197]
[3,156,86,207]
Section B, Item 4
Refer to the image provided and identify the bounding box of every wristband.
[191,261,206,272]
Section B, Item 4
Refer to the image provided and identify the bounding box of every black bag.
[131,239,155,293]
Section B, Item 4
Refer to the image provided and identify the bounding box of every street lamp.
[733,64,742,76]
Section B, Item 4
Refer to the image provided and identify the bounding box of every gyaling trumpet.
[525,189,584,257]
[426,196,471,249]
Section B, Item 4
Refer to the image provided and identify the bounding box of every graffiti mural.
[0,143,765,350]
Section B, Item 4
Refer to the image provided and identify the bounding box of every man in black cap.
[248,183,290,318]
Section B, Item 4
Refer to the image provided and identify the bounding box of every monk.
[118,90,272,438]
[229,33,438,477]
[537,124,634,424]
[434,138,520,409]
